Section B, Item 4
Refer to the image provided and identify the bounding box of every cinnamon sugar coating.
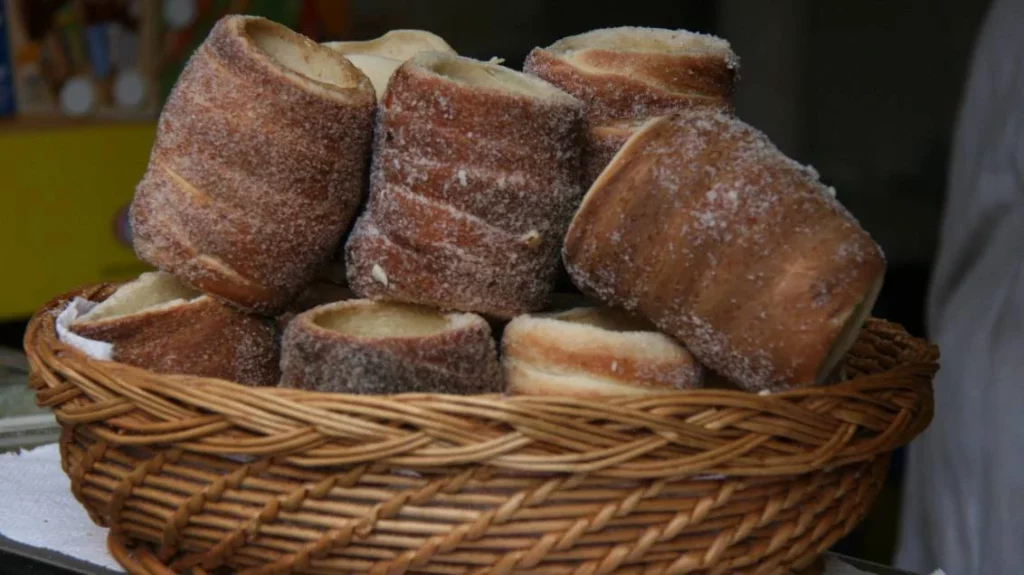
[73,295,279,387]
[280,300,502,395]
[131,15,375,315]
[523,27,737,124]
[345,52,585,319]
[563,111,885,391]
[524,27,737,186]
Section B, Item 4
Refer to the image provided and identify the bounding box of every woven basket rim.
[25,284,939,478]
[27,283,940,399]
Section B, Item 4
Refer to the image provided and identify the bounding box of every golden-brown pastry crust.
[345,52,585,319]
[280,299,502,395]
[503,307,704,397]
[346,218,548,318]
[525,27,737,186]
[71,273,279,386]
[131,15,375,315]
[563,111,885,391]
[523,27,737,124]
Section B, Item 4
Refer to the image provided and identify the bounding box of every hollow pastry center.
[246,20,358,88]
[315,302,451,338]
[423,55,562,98]
[79,272,201,322]
[551,28,731,57]
[551,307,653,333]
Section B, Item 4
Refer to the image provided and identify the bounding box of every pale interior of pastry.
[504,307,700,396]
[414,52,573,100]
[506,361,669,396]
[815,272,885,383]
[547,26,733,59]
[325,29,455,60]
[343,53,402,98]
[314,300,471,339]
[243,17,365,92]
[516,307,692,363]
[77,272,202,323]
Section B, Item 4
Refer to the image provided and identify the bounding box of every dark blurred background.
[0,0,994,566]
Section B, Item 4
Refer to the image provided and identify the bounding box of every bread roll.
[563,112,885,392]
[524,27,737,123]
[130,16,375,315]
[280,299,502,395]
[524,27,737,185]
[71,272,279,386]
[325,30,456,99]
[345,52,585,319]
[315,31,458,279]
[503,307,704,397]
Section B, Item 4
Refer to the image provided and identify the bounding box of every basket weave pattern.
[25,286,937,575]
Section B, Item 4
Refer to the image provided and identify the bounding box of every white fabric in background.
[896,0,1024,574]
[54,298,113,361]
[0,444,120,571]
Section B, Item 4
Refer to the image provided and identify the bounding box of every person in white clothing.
[895,0,1024,573]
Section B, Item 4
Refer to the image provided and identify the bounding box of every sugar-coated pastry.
[71,272,280,386]
[525,27,737,185]
[524,26,737,123]
[280,299,502,395]
[563,111,885,392]
[503,307,704,397]
[131,15,375,315]
[345,51,585,319]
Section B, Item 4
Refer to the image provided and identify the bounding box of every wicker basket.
[24,285,937,575]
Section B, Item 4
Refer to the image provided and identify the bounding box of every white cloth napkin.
[0,444,945,574]
[54,298,113,361]
[0,443,120,570]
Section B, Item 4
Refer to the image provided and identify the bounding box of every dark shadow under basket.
[24,284,938,575]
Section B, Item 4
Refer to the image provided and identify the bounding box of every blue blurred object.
[0,0,16,117]
[85,23,112,80]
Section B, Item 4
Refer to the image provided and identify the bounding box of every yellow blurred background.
[0,121,152,319]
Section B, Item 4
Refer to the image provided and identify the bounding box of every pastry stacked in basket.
[32,16,935,575]
[69,16,885,398]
